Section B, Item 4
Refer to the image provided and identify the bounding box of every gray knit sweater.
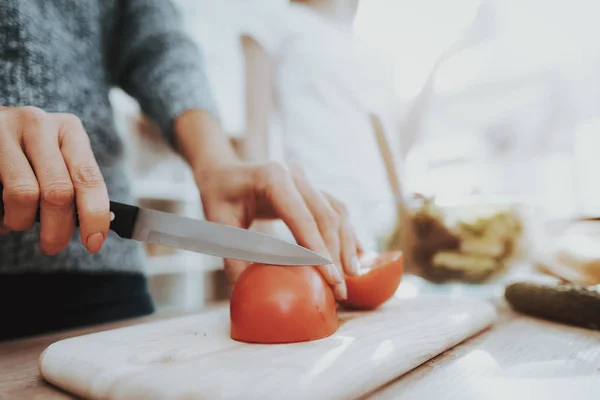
[0,0,217,274]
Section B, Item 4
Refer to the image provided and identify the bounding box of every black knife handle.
[33,201,139,239]
[106,201,140,239]
[0,182,139,239]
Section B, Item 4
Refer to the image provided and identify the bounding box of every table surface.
[2,279,599,400]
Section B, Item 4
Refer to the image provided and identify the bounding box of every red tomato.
[339,251,404,310]
[230,265,338,344]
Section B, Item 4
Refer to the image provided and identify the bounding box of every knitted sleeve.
[108,0,219,146]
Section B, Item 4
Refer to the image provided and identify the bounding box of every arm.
[108,0,219,148]
[108,0,241,175]
[173,109,239,174]
[107,0,359,299]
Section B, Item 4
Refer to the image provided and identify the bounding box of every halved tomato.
[230,265,338,344]
[338,251,404,310]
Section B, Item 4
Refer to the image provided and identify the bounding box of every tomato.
[230,252,403,343]
[230,264,338,344]
[339,251,404,310]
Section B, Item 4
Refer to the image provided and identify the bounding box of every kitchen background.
[108,0,600,311]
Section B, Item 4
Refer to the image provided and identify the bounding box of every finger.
[22,112,75,255]
[0,113,40,232]
[205,208,251,283]
[356,238,365,254]
[257,163,346,299]
[290,167,345,278]
[323,191,365,254]
[338,218,361,275]
[56,113,110,254]
[224,258,248,284]
[322,192,361,275]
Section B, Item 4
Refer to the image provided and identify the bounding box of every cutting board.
[39,296,496,400]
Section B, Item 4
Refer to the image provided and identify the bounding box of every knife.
[0,197,332,266]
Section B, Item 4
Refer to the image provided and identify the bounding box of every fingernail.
[351,257,361,275]
[329,264,343,283]
[334,282,347,300]
[86,232,105,253]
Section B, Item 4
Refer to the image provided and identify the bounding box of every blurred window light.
[354,0,599,216]
[435,48,485,94]
[353,0,481,98]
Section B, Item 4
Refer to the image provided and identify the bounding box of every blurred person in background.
[230,0,400,251]
[0,0,361,341]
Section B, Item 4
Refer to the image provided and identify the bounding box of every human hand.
[0,106,110,254]
[195,162,362,300]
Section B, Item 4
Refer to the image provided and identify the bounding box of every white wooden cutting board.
[39,296,496,400]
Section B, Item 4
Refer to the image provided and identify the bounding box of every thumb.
[205,208,251,284]
[224,258,249,284]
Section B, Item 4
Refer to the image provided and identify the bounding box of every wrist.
[173,109,240,173]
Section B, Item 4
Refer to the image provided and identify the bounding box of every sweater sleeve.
[108,0,219,146]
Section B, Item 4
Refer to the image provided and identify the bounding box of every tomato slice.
[230,252,403,343]
[230,265,338,344]
[338,251,404,310]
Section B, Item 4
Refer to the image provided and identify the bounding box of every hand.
[196,162,362,300]
[0,106,110,254]
[172,109,361,299]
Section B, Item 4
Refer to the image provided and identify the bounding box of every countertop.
[1,282,599,400]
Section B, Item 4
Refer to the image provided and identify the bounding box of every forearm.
[110,0,218,146]
[173,109,240,173]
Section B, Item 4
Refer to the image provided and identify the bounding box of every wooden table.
[0,309,197,400]
[1,285,599,400]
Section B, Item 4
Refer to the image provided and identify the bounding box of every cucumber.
[505,282,600,330]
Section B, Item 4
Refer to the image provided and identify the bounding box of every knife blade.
[0,193,331,266]
[126,204,331,266]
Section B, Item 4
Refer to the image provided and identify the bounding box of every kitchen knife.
[0,197,332,266]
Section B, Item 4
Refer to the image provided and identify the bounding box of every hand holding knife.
[0,186,331,266]
[0,107,354,302]
[101,200,332,266]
